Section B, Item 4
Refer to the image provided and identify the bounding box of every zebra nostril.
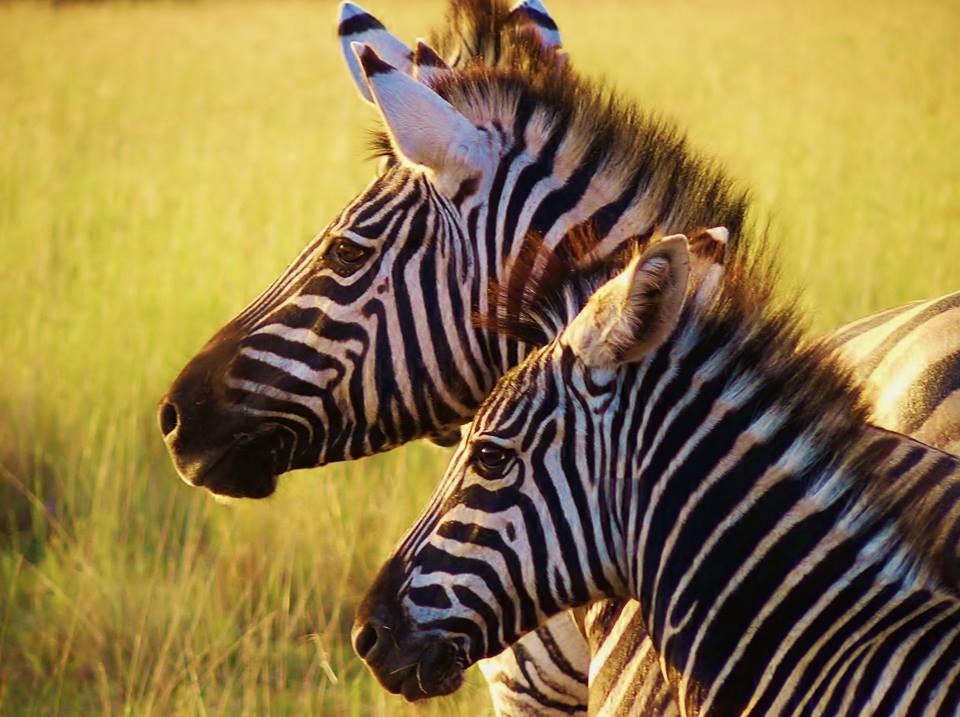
[159,401,179,438]
[353,622,381,660]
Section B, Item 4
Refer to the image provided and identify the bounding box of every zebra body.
[584,425,960,717]
[821,291,960,456]
[354,233,960,715]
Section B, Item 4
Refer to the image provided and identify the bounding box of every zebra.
[352,228,960,715]
[156,1,960,714]
[162,2,598,713]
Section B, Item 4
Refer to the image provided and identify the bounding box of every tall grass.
[0,0,957,714]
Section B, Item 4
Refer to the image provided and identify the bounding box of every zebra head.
[157,0,569,499]
[353,231,729,699]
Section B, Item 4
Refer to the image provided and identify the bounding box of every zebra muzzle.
[158,394,283,499]
[352,619,464,701]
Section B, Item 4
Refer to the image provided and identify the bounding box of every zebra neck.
[606,311,958,711]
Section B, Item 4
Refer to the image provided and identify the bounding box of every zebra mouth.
[376,641,465,702]
[188,432,283,499]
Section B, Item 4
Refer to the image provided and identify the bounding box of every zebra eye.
[328,238,370,273]
[472,443,513,478]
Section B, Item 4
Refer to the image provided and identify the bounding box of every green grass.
[0,0,957,714]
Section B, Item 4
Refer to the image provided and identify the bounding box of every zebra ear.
[688,226,728,302]
[338,2,413,103]
[509,0,563,51]
[353,43,487,175]
[413,39,452,86]
[565,235,691,368]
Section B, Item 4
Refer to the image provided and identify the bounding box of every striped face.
[158,156,499,496]
[352,344,578,699]
[156,3,573,499]
[353,237,699,699]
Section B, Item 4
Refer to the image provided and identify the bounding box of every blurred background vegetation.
[0,0,957,714]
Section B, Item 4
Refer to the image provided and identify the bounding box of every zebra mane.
[408,5,873,465]
[373,1,754,304]
[476,224,642,345]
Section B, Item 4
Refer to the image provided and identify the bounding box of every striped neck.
[593,295,958,711]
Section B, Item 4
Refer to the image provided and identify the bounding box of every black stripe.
[497,640,587,713]
[804,590,930,715]
[749,557,886,715]
[500,119,567,259]
[364,298,408,446]
[437,518,531,638]
[414,41,447,68]
[906,626,960,716]
[937,668,960,717]
[408,584,452,609]
[231,354,326,398]
[338,13,385,38]
[523,420,564,617]
[243,329,336,369]
[709,504,886,712]
[874,606,960,716]
[660,428,828,679]
[536,623,589,683]
[358,45,394,77]
[589,605,648,706]
[512,5,559,32]
[452,583,504,660]
[558,354,614,597]
[352,177,408,226]
[526,147,604,240]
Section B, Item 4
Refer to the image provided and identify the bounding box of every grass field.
[0,0,957,714]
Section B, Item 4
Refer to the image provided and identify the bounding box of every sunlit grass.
[0,0,957,714]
